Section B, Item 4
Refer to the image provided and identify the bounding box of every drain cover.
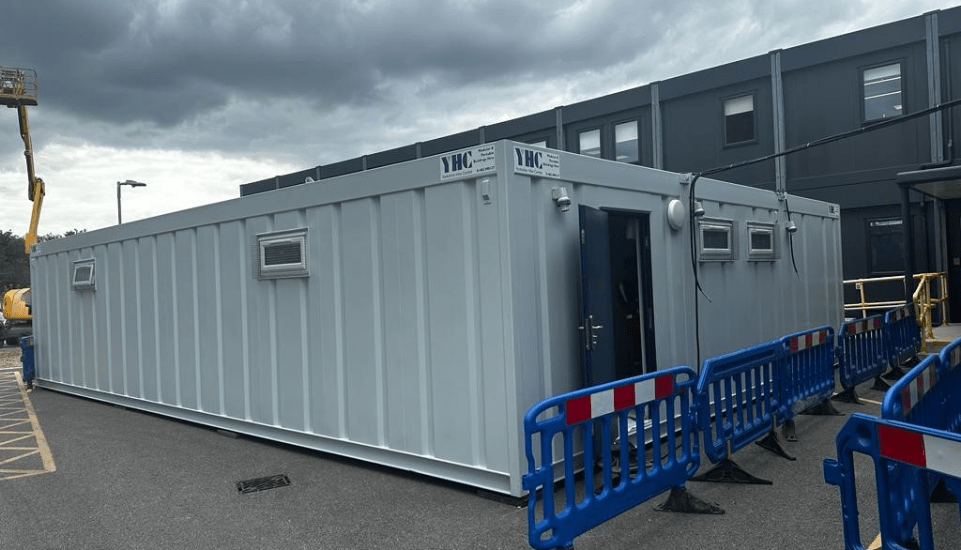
[237,474,291,494]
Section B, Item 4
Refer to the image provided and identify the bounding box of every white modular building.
[29,141,843,497]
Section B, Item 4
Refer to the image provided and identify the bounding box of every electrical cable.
[685,96,961,369]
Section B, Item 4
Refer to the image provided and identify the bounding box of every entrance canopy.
[896,165,961,298]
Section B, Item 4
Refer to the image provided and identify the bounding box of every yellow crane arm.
[24,176,44,254]
[18,103,43,254]
[0,67,41,256]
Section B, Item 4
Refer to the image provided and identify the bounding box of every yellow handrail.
[843,272,948,348]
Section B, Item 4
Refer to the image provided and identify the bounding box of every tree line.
[0,229,85,294]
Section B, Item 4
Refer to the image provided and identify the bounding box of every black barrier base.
[654,486,724,514]
[832,387,860,404]
[871,376,891,391]
[690,458,772,485]
[882,365,908,380]
[800,399,843,416]
[782,419,797,442]
[930,479,958,503]
[755,430,796,461]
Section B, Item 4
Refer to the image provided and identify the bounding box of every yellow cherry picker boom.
[0,66,42,345]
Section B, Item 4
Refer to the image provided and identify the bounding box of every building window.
[578,129,601,158]
[72,259,96,291]
[863,63,902,122]
[527,139,548,148]
[724,95,755,145]
[614,121,639,163]
[747,223,776,261]
[698,218,737,261]
[868,218,903,274]
[256,228,309,279]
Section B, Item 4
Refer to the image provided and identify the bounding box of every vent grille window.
[698,218,736,262]
[264,242,303,266]
[257,228,309,279]
[747,223,777,261]
[72,259,96,290]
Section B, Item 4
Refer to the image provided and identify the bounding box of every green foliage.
[0,229,86,293]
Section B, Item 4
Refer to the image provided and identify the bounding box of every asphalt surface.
[1,345,959,549]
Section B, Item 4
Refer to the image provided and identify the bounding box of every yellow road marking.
[867,533,882,549]
[0,371,56,480]
[860,397,883,406]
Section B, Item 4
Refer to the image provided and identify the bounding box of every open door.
[579,206,657,388]
[578,205,617,387]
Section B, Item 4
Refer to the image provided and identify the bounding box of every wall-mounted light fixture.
[785,220,798,234]
[551,187,571,213]
[667,199,686,230]
[693,201,706,217]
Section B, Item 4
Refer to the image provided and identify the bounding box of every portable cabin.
[29,140,843,497]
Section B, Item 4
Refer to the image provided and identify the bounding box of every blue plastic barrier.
[19,335,34,385]
[695,340,783,463]
[777,327,836,423]
[824,413,961,550]
[879,354,946,545]
[885,303,921,365]
[522,367,699,550]
[882,354,942,426]
[836,314,887,402]
[938,341,961,433]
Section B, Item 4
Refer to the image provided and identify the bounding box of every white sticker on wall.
[439,144,497,181]
[513,146,561,179]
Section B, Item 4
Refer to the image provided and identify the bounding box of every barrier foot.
[930,478,958,504]
[871,376,891,391]
[755,430,796,461]
[832,387,860,404]
[800,399,843,416]
[781,419,797,442]
[654,486,724,514]
[690,458,772,485]
[882,365,907,380]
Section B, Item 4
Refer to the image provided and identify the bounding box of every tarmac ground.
[1,344,960,550]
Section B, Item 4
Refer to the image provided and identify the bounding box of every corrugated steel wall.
[30,141,844,496]
[33,173,523,492]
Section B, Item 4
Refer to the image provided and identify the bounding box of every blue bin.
[20,335,34,385]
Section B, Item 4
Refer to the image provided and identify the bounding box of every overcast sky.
[0,0,957,236]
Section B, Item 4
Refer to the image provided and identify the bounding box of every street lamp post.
[117,179,147,224]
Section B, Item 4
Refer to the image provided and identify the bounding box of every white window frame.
[747,222,777,261]
[698,218,737,262]
[72,258,96,291]
[256,228,309,279]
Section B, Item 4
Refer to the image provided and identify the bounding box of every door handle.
[579,315,604,350]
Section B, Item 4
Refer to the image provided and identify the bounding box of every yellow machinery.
[0,67,42,345]
[1,288,31,345]
[0,66,44,255]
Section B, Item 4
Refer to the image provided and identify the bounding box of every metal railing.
[843,272,948,344]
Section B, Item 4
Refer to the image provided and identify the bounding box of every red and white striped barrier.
[879,423,961,479]
[565,373,678,425]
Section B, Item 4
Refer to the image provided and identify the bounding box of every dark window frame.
[722,92,758,147]
[576,127,603,158]
[613,119,641,164]
[866,217,904,275]
[861,60,905,124]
